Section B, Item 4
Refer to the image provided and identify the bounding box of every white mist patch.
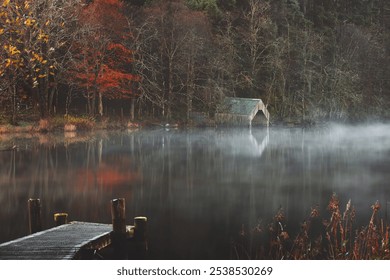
[325,123,390,147]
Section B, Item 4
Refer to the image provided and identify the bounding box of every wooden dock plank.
[0,222,112,260]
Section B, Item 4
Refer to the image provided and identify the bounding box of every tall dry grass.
[231,194,390,260]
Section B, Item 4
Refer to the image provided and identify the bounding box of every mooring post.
[28,198,42,234]
[54,213,68,226]
[134,216,148,258]
[111,198,127,259]
[111,198,126,233]
[134,216,147,241]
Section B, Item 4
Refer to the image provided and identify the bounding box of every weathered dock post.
[28,198,42,234]
[134,216,148,259]
[54,213,68,226]
[111,198,127,259]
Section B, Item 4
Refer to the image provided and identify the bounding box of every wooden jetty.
[0,222,113,259]
[0,198,147,260]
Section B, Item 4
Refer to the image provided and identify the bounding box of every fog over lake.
[1,124,390,259]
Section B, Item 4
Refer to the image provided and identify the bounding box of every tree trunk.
[167,56,173,120]
[130,98,135,120]
[91,91,96,116]
[43,69,49,116]
[65,88,73,116]
[186,54,194,121]
[48,85,57,115]
[11,84,17,125]
[98,91,103,117]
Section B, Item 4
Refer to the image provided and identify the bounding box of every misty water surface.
[1,124,390,259]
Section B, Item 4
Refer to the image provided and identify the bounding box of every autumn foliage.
[81,0,128,37]
[69,0,138,116]
[76,43,137,98]
[1,1,55,123]
[2,0,390,122]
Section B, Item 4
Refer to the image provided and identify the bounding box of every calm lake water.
[1,124,390,259]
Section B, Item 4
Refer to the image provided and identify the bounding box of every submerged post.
[111,198,127,259]
[54,213,68,226]
[28,199,42,234]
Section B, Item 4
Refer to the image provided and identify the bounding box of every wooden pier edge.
[0,198,148,260]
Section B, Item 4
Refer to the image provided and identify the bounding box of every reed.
[232,194,390,260]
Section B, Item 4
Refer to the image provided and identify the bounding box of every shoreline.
[0,116,142,135]
[1,115,388,136]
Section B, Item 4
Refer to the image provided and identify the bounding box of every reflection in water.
[1,125,390,259]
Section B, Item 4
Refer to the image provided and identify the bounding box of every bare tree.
[130,1,195,119]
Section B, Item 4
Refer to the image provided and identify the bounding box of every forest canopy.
[1,0,389,124]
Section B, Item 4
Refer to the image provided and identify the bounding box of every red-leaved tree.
[69,0,138,117]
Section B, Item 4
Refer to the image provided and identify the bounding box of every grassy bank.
[0,115,142,134]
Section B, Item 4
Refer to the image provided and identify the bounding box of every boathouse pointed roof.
[217,97,262,116]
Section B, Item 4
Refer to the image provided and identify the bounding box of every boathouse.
[215,97,270,126]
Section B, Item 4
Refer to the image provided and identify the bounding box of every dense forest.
[1,0,390,125]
